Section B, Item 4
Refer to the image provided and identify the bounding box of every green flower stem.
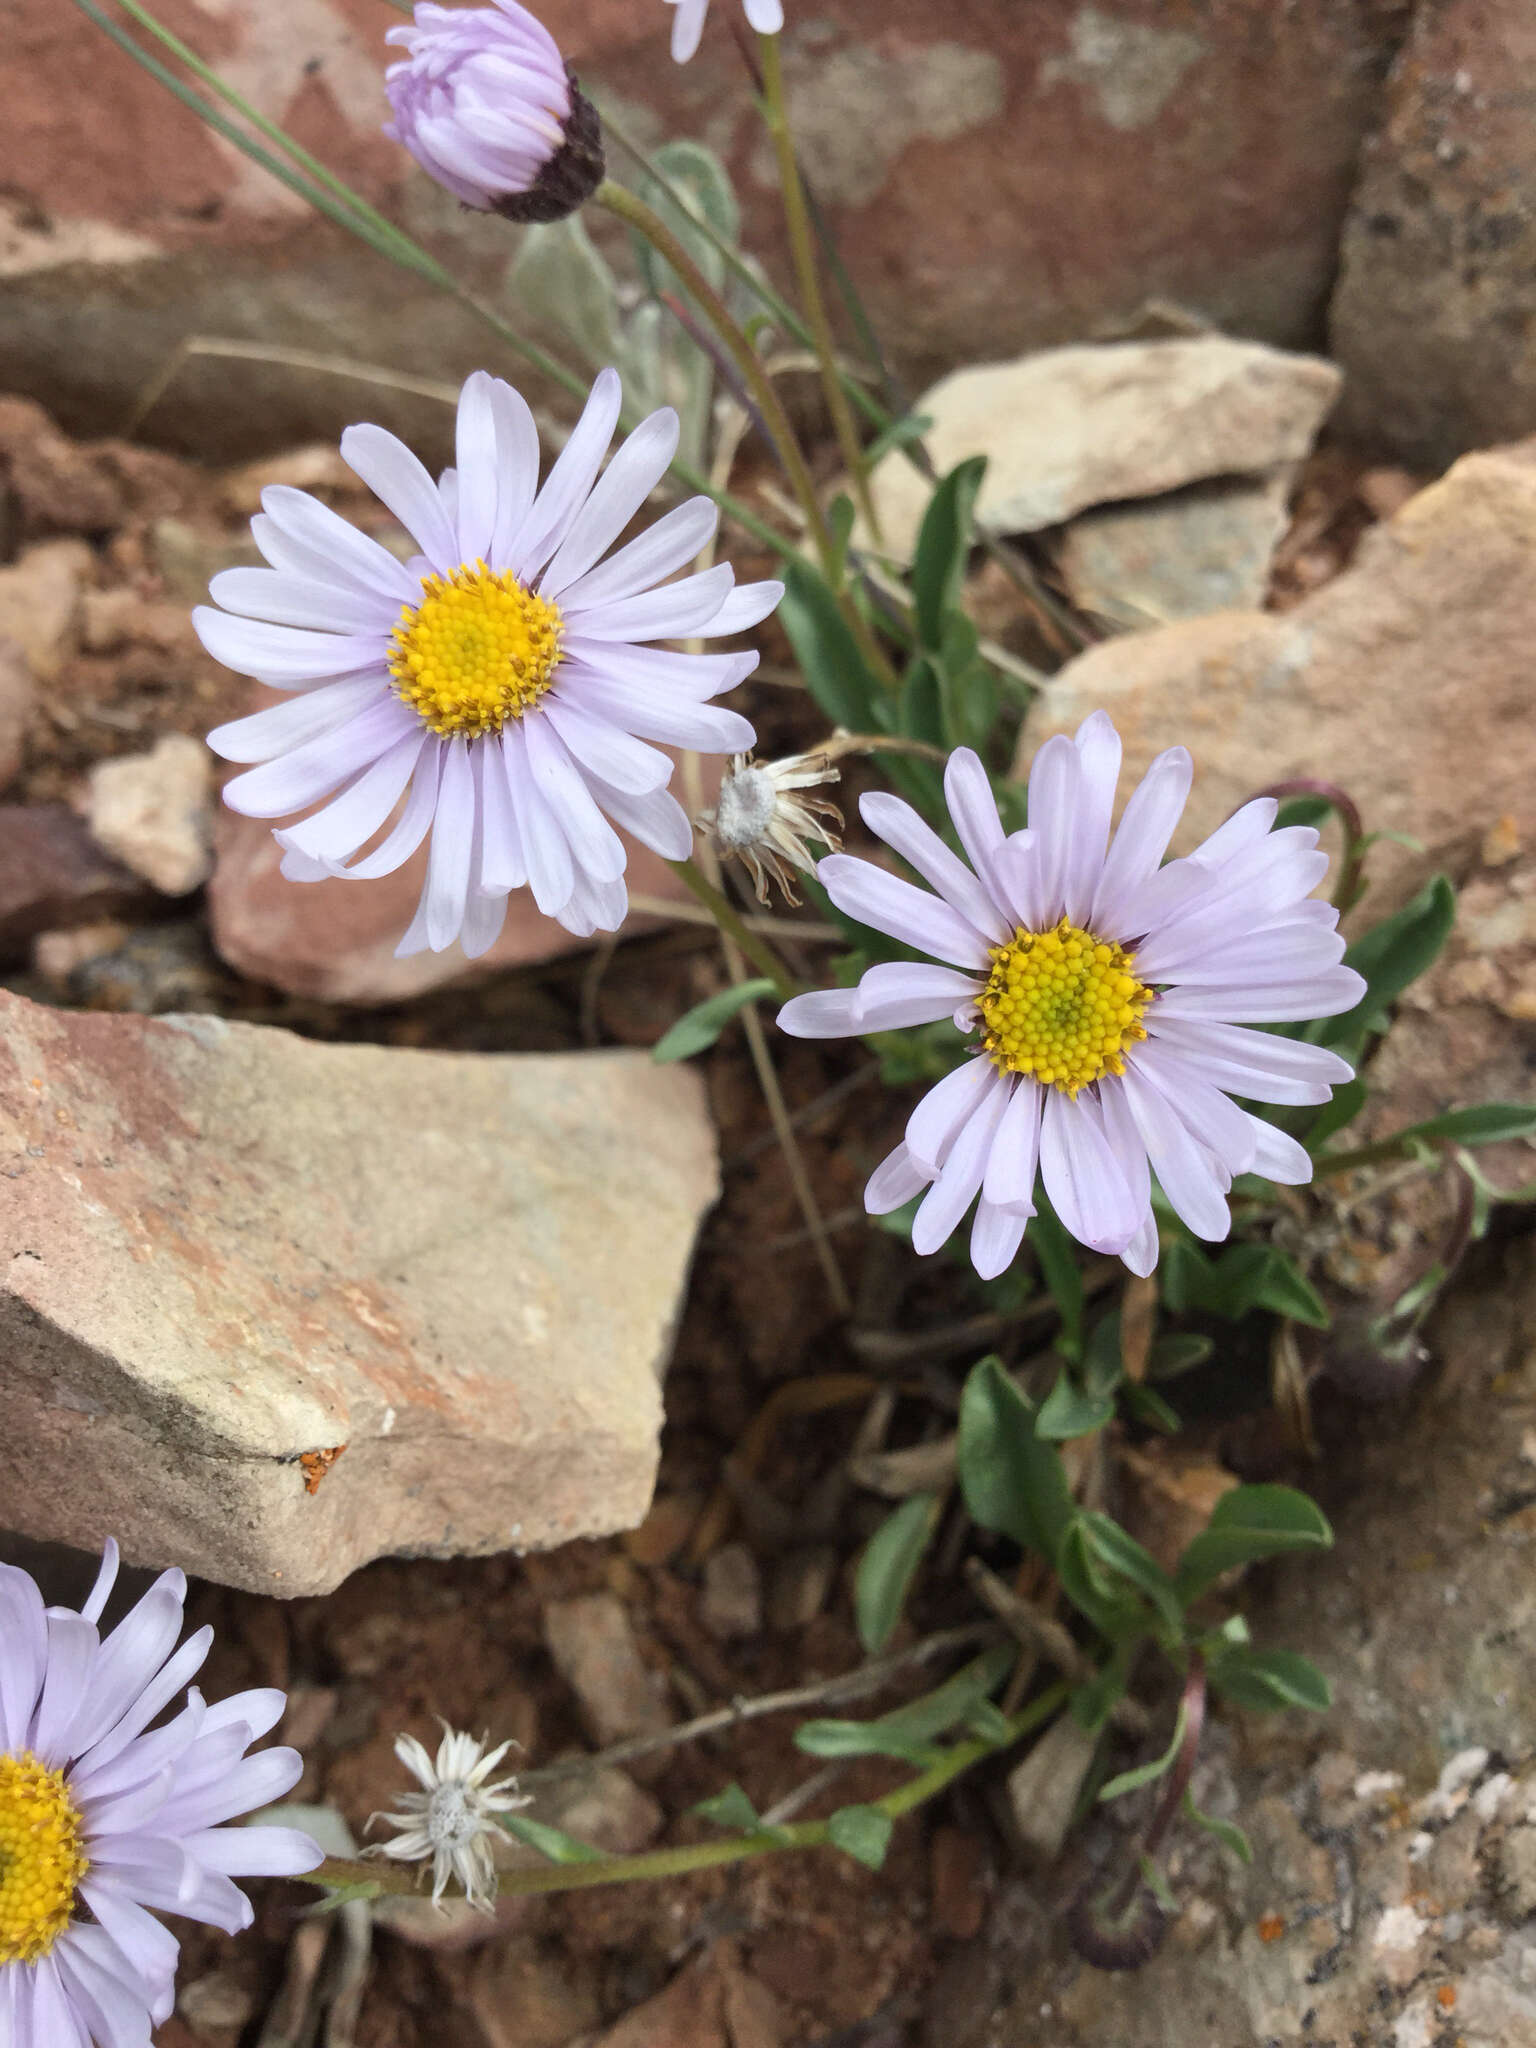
[600,106,890,438]
[670,860,799,1001]
[1311,1134,1429,1177]
[594,181,834,567]
[756,33,881,546]
[594,181,901,692]
[306,1681,1069,1903]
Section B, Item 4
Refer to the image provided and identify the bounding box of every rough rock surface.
[0,538,91,683]
[1020,439,1536,920]
[1330,0,1536,466]
[959,1246,1536,2047]
[0,804,149,956]
[87,733,214,895]
[869,337,1339,558]
[0,990,718,1594]
[7,2,1404,460]
[0,639,32,792]
[1058,472,1293,625]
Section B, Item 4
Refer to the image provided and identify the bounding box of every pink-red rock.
[6,1,1404,461]
[1330,0,1536,465]
[0,803,149,954]
[0,991,718,1593]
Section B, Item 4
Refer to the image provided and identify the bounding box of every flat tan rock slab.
[0,992,718,1594]
[1019,438,1536,919]
[868,337,1340,558]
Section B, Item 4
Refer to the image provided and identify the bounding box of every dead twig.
[516,1623,1004,1787]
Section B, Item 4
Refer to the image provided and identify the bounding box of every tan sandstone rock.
[0,991,718,1594]
[87,733,215,896]
[868,336,1340,558]
[1019,438,1536,919]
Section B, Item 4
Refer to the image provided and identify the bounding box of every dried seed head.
[700,752,842,906]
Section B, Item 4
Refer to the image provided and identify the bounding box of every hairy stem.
[306,1681,1069,1901]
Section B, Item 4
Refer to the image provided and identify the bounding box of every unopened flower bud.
[385,2,604,224]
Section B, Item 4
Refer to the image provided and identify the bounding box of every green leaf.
[1314,874,1455,1057]
[1148,1333,1213,1381]
[653,979,775,1061]
[827,1804,894,1870]
[1037,1372,1116,1441]
[899,655,948,750]
[500,1815,606,1864]
[1123,1382,1181,1434]
[1056,1519,1145,1638]
[778,558,884,730]
[956,1357,1074,1564]
[1209,1647,1332,1714]
[1082,1313,1126,1402]
[1031,1206,1085,1360]
[912,456,987,649]
[1079,1512,1184,1636]
[795,1643,1015,1762]
[509,216,621,369]
[1161,1242,1328,1329]
[1183,1792,1253,1863]
[691,1783,761,1831]
[863,410,935,470]
[1098,1702,1186,1803]
[1274,796,1335,831]
[1304,1076,1367,1152]
[1369,1102,1536,1150]
[633,137,740,297]
[1174,1485,1333,1604]
[856,1493,942,1654]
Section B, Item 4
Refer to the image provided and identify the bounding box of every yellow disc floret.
[388,561,563,738]
[0,1752,88,1964]
[977,917,1152,1096]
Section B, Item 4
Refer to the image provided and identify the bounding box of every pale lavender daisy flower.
[0,1541,319,2048]
[367,1724,528,1911]
[384,2,604,221]
[665,0,784,65]
[778,714,1365,1280]
[196,368,779,958]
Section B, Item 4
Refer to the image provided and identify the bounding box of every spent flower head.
[779,715,1365,1279]
[0,1540,319,2046]
[367,1724,528,1912]
[700,750,842,905]
[664,0,785,64]
[196,368,781,958]
[385,1,604,220]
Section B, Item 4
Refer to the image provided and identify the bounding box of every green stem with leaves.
[594,179,900,691]
[594,181,833,564]
[755,33,880,543]
[306,1682,1068,1902]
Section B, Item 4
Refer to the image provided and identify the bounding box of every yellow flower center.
[976,917,1152,1096]
[0,1753,89,1965]
[388,562,563,738]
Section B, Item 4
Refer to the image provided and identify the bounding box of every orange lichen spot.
[1436,1984,1457,2011]
[1257,1913,1285,1943]
[299,1445,346,1494]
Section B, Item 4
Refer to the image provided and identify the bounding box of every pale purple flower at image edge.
[385,1,577,211]
[778,714,1365,1279]
[0,1541,318,2048]
[665,0,785,65]
[195,368,781,959]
